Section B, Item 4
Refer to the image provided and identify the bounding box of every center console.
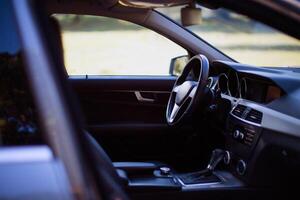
[113,150,244,194]
[225,104,263,178]
[111,104,266,196]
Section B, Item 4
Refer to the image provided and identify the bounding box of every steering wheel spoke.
[188,86,197,98]
[169,103,180,123]
[173,85,180,93]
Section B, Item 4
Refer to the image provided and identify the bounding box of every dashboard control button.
[239,132,245,140]
[224,151,231,165]
[236,160,247,175]
[233,130,240,139]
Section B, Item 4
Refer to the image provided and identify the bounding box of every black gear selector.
[207,149,225,172]
[179,149,225,185]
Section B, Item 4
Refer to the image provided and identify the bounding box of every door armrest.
[113,162,161,171]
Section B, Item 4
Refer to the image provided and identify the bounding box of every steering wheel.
[166,54,209,125]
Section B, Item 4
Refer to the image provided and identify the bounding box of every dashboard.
[208,63,284,104]
[207,60,300,186]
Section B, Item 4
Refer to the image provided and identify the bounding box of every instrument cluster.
[208,70,283,104]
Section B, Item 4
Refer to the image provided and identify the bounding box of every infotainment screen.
[243,78,282,104]
[246,80,265,103]
[265,85,281,103]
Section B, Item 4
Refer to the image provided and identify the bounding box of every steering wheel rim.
[166,54,209,125]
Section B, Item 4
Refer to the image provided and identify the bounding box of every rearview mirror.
[181,4,202,26]
[169,55,189,76]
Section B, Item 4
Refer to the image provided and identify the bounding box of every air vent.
[245,109,263,124]
[232,104,247,118]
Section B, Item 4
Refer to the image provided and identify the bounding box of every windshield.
[158,7,300,67]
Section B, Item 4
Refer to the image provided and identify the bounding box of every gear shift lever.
[179,149,225,184]
[207,149,225,172]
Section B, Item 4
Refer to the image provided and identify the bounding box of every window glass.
[55,15,187,75]
[158,7,300,67]
[0,0,42,145]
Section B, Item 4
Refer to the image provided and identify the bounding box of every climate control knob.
[224,151,231,165]
[239,132,245,140]
[236,160,247,175]
[233,130,240,139]
[233,129,244,140]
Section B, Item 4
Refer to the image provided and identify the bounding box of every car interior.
[1,0,300,200]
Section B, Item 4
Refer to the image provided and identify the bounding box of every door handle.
[134,91,155,103]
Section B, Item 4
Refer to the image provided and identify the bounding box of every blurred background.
[55,7,300,75]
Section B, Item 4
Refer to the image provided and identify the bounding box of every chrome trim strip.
[229,113,261,127]
[85,90,170,94]
[207,77,214,88]
[177,171,244,190]
[217,73,230,95]
[178,178,220,187]
[134,91,155,103]
[178,171,226,187]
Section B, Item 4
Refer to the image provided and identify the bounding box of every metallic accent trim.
[236,160,247,176]
[207,164,213,170]
[134,91,155,103]
[224,151,231,165]
[230,112,262,127]
[207,77,214,88]
[177,171,244,190]
[217,73,230,95]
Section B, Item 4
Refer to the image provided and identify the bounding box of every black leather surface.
[84,131,129,199]
[113,162,161,171]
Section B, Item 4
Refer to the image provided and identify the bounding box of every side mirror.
[169,55,189,76]
[181,4,202,27]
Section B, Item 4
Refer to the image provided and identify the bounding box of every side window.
[55,14,187,76]
[0,1,42,145]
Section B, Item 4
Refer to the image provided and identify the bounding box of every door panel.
[70,75,197,166]
[70,75,175,125]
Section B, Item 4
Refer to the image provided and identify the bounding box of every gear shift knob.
[207,149,225,171]
[179,149,225,184]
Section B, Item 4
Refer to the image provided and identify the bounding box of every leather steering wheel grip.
[166,54,210,125]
